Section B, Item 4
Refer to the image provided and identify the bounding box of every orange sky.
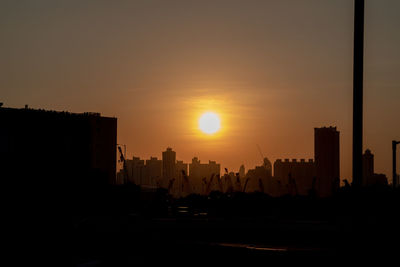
[1,0,399,181]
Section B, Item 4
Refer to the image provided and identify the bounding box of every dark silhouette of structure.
[393,140,400,188]
[118,146,129,184]
[0,105,117,186]
[189,157,220,193]
[245,160,272,194]
[162,147,176,183]
[315,127,340,197]
[362,149,388,186]
[273,159,315,196]
[145,157,163,186]
[352,0,364,188]
[362,149,374,186]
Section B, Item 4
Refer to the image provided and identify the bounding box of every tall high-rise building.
[145,157,162,186]
[125,156,145,184]
[314,127,340,197]
[362,149,388,186]
[239,165,245,178]
[162,147,176,181]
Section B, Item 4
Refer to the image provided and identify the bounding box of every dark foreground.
[72,185,400,266]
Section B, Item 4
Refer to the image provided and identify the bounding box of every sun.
[199,112,221,134]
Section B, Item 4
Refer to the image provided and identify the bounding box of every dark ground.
[71,185,400,266]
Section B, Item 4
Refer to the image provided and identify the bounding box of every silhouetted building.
[175,160,188,178]
[126,156,145,185]
[145,157,162,186]
[246,166,270,193]
[116,171,125,185]
[362,149,374,186]
[263,157,272,177]
[189,157,220,194]
[314,127,340,197]
[174,160,188,196]
[162,147,176,182]
[243,157,273,194]
[274,159,315,196]
[370,173,388,186]
[362,149,388,186]
[0,106,117,187]
[239,165,245,178]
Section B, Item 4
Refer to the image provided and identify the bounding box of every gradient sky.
[1,0,399,181]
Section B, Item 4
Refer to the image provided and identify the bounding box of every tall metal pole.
[352,0,364,188]
[393,141,399,188]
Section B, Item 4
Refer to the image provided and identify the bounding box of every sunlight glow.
[199,112,221,135]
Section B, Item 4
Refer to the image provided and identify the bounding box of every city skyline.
[117,125,388,196]
[3,1,400,264]
[2,0,399,181]
[117,128,393,183]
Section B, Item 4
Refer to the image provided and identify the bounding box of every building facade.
[362,149,388,186]
[125,156,145,185]
[162,147,176,182]
[0,106,117,187]
[314,127,340,197]
[273,159,316,196]
[189,157,220,194]
[174,160,188,196]
[145,157,163,186]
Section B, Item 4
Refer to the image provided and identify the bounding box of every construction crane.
[256,144,268,168]
[393,141,400,188]
[242,178,250,193]
[118,146,130,184]
[257,144,264,160]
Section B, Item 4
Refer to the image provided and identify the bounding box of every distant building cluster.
[121,126,387,198]
[245,127,340,197]
[117,147,221,197]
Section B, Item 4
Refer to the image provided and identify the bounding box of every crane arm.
[243,178,250,192]
[118,146,130,184]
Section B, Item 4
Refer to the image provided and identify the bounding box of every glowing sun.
[199,112,221,134]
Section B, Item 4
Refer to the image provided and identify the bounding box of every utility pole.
[393,141,400,188]
[352,0,364,188]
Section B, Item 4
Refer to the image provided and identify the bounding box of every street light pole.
[393,141,400,188]
[352,0,365,188]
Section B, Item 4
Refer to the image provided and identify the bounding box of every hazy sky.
[1,0,399,181]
